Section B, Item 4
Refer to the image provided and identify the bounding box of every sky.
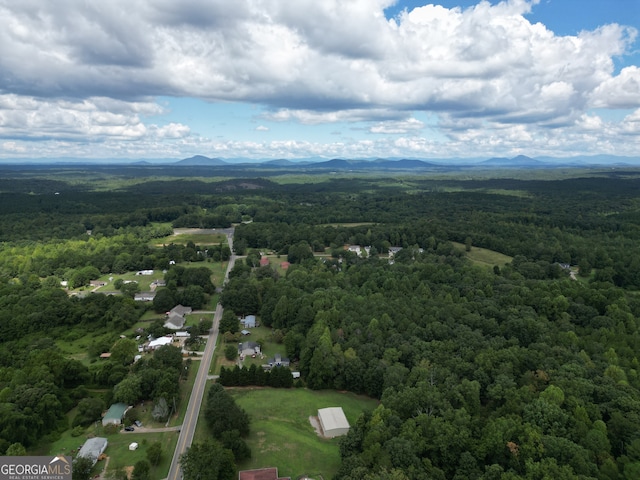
[0,0,639,162]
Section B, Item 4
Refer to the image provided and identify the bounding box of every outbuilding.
[148,335,173,350]
[77,437,108,466]
[317,407,350,438]
[102,402,129,426]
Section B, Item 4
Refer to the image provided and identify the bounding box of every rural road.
[165,231,236,480]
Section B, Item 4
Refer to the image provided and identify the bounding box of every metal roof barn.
[318,407,350,438]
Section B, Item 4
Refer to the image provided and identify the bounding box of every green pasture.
[154,231,227,246]
[451,241,513,268]
[54,327,117,365]
[103,430,178,478]
[230,388,379,479]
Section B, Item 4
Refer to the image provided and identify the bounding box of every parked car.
[134,420,142,427]
[124,426,134,432]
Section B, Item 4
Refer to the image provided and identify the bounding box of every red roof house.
[239,467,290,480]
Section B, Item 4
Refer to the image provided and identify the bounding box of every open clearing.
[229,388,379,479]
[452,241,513,268]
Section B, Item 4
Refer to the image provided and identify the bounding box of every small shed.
[102,403,128,426]
[78,437,108,466]
[318,407,350,438]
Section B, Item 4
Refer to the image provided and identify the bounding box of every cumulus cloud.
[0,94,189,141]
[0,0,638,158]
[370,118,425,134]
[1,1,635,110]
[590,66,640,109]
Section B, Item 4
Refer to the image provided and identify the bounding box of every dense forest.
[1,165,640,479]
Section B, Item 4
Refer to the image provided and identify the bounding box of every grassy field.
[451,241,513,268]
[154,231,228,246]
[230,388,379,479]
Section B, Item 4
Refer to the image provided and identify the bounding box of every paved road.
[165,231,236,480]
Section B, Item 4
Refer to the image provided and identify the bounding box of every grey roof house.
[239,341,261,357]
[77,437,108,466]
[164,312,186,330]
[268,353,290,368]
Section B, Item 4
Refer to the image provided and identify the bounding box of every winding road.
[165,230,236,480]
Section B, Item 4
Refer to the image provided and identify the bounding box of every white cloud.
[620,109,640,134]
[1,141,26,153]
[255,125,269,131]
[590,66,640,109]
[0,94,189,141]
[265,108,406,124]
[0,0,638,158]
[370,118,425,134]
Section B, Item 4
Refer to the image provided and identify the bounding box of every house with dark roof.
[239,341,261,358]
[267,353,290,368]
[135,292,156,302]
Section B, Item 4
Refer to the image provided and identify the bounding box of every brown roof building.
[239,467,290,480]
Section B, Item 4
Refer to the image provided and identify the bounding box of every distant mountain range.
[169,154,640,169]
[2,154,640,169]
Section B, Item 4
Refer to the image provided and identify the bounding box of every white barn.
[318,407,350,438]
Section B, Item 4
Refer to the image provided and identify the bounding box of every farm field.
[230,388,379,479]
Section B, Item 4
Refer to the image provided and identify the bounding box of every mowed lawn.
[229,388,379,479]
[451,241,513,268]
